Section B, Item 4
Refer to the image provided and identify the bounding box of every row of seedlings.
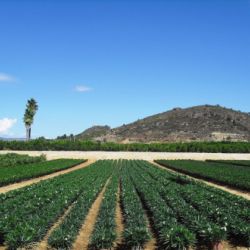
[119,160,151,249]
[137,160,250,247]
[0,160,113,249]
[126,160,196,250]
[88,161,120,249]
[134,161,226,249]
[0,159,86,186]
[141,160,249,225]
[48,160,115,249]
[155,160,250,191]
[206,160,250,167]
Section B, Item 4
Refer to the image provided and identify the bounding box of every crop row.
[1,139,250,152]
[155,160,250,191]
[48,160,114,249]
[0,153,46,168]
[119,160,150,248]
[88,162,120,249]
[0,160,114,249]
[129,161,197,249]
[1,160,249,249]
[132,160,250,248]
[0,158,86,187]
[207,159,250,167]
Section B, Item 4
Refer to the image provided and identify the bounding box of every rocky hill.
[76,105,250,143]
[76,125,111,140]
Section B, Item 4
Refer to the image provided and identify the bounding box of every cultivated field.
[0,155,86,187]
[0,155,249,250]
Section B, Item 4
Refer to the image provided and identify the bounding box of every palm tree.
[23,98,38,141]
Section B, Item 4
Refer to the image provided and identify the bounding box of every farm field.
[0,160,249,250]
[155,160,250,192]
[0,157,86,187]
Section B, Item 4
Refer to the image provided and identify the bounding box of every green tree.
[23,98,38,141]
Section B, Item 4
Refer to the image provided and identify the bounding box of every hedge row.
[1,139,250,153]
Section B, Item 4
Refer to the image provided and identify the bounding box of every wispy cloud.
[0,118,17,135]
[74,85,92,92]
[0,73,15,82]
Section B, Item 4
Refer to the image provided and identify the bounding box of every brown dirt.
[72,178,110,250]
[222,241,249,250]
[151,161,250,201]
[114,183,124,248]
[144,217,157,250]
[0,160,95,194]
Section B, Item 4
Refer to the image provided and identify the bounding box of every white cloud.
[0,73,15,82]
[74,85,92,92]
[0,118,17,135]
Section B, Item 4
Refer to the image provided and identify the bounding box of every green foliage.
[23,98,38,126]
[120,161,150,248]
[1,139,250,152]
[0,159,85,187]
[138,160,250,247]
[128,161,195,249]
[0,153,46,167]
[207,160,250,167]
[156,160,250,191]
[89,163,119,249]
[0,160,249,249]
[0,161,113,249]
[48,160,114,249]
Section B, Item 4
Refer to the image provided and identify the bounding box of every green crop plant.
[155,160,250,191]
[120,160,150,248]
[139,160,250,247]
[0,159,86,186]
[206,160,250,167]
[0,153,46,168]
[48,160,114,249]
[89,161,120,249]
[0,161,112,249]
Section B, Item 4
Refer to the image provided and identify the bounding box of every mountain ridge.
[76,105,250,143]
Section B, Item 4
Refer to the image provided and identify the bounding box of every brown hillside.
[76,105,250,142]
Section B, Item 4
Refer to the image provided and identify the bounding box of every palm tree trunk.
[26,125,31,141]
[29,127,31,140]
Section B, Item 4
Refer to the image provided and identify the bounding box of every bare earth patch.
[0,160,95,194]
[144,217,157,250]
[1,150,250,161]
[114,184,124,248]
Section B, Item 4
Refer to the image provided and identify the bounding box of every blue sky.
[0,0,249,138]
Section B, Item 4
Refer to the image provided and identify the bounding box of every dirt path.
[144,217,157,250]
[72,179,110,250]
[0,160,95,194]
[152,161,250,201]
[2,150,250,161]
[114,184,124,249]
